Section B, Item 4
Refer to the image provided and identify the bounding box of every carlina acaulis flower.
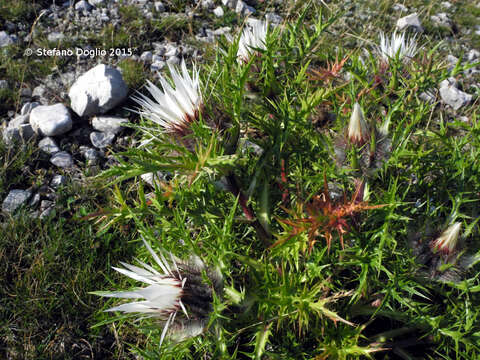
[348,102,370,146]
[132,59,204,139]
[430,222,462,256]
[375,31,419,65]
[237,18,268,64]
[94,237,222,347]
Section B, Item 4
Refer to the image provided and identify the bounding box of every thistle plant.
[88,4,480,358]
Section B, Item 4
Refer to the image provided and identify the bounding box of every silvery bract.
[237,19,268,63]
[95,238,221,346]
[132,59,202,136]
[347,102,369,145]
[430,222,461,255]
[376,31,419,63]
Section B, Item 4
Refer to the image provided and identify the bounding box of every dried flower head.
[348,103,370,146]
[430,222,461,255]
[132,59,203,137]
[95,238,222,346]
[375,31,419,64]
[237,19,268,63]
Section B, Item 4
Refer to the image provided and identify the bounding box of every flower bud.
[347,103,369,146]
[430,222,461,255]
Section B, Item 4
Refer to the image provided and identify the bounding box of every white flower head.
[430,222,462,255]
[375,31,419,64]
[96,237,220,346]
[237,19,268,63]
[132,59,203,136]
[348,102,369,145]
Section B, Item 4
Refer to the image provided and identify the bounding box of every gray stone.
[0,31,16,47]
[265,12,283,24]
[152,54,163,62]
[51,174,67,188]
[2,128,21,145]
[465,67,480,77]
[440,1,453,9]
[90,131,115,148]
[165,45,179,57]
[39,200,55,219]
[3,115,35,144]
[439,77,457,88]
[431,12,453,30]
[446,54,459,70]
[439,84,472,110]
[152,43,166,55]
[29,193,41,208]
[419,90,436,104]
[68,64,129,117]
[91,116,127,134]
[140,51,153,62]
[392,3,408,12]
[154,1,165,12]
[50,151,74,168]
[201,0,215,9]
[80,146,100,163]
[241,139,264,156]
[213,6,224,17]
[39,137,61,154]
[222,0,237,8]
[30,103,72,136]
[166,56,180,65]
[8,114,29,129]
[467,49,480,62]
[235,0,255,15]
[32,85,47,98]
[47,32,65,42]
[213,27,231,36]
[75,0,93,11]
[2,190,32,213]
[141,172,170,188]
[40,200,54,212]
[20,102,39,116]
[396,13,423,32]
[19,124,35,140]
[20,88,32,97]
[0,80,8,89]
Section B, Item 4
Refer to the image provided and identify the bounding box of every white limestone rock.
[2,189,32,213]
[91,116,128,134]
[29,103,72,136]
[396,13,423,32]
[68,64,128,117]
